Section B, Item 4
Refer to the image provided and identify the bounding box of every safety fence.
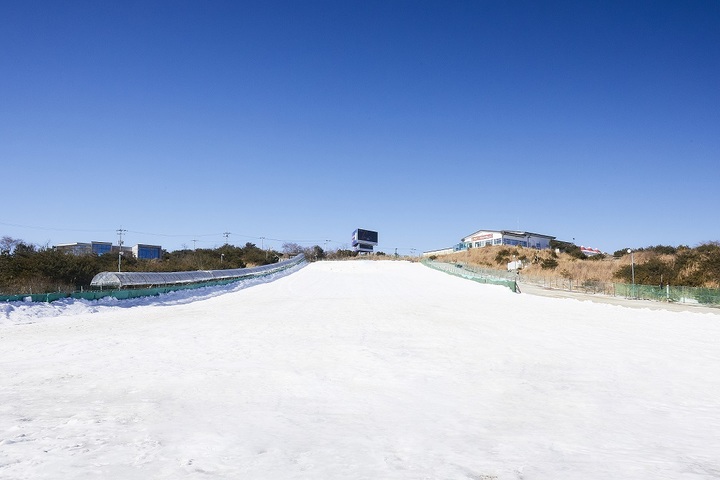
[422,260,518,292]
[0,254,306,303]
[518,273,720,306]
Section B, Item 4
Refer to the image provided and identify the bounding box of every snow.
[1,260,719,479]
[0,262,307,326]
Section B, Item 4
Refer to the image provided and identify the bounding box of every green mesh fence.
[519,272,720,306]
[613,283,720,305]
[0,292,70,303]
[422,260,518,292]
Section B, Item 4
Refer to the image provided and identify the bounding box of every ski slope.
[1,260,719,479]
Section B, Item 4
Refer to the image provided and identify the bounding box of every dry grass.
[430,245,631,284]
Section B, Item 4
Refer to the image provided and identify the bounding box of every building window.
[137,247,161,259]
[503,239,528,247]
[92,244,112,255]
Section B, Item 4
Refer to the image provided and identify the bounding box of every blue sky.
[1,1,718,255]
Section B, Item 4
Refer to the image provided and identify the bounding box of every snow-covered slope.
[1,260,719,479]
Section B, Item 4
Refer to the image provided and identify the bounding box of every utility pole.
[627,249,635,298]
[223,232,231,244]
[117,228,127,272]
[260,236,267,259]
[193,239,197,250]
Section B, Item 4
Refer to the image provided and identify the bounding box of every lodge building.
[455,229,556,251]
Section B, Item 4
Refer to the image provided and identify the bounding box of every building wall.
[55,243,92,255]
[132,244,162,260]
[462,231,504,249]
[457,230,555,251]
[91,242,113,255]
[57,242,164,258]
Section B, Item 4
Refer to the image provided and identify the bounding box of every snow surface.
[1,260,719,479]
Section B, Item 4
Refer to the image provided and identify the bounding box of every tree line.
[612,242,720,288]
[549,239,720,288]
[0,236,374,295]
[0,236,283,295]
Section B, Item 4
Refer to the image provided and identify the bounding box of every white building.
[55,242,163,259]
[456,230,555,251]
[55,241,113,255]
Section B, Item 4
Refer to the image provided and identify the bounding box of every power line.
[0,220,109,233]
[1,219,343,249]
[126,230,221,238]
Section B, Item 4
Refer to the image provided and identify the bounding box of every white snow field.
[1,260,719,480]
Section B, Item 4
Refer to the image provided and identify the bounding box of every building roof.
[462,229,556,240]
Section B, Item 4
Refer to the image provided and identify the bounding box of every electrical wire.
[1,220,340,249]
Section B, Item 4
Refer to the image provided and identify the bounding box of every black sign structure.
[352,228,378,253]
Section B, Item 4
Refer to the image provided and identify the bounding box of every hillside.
[431,246,621,283]
[429,243,720,289]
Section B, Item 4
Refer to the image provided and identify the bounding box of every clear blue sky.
[1,1,718,255]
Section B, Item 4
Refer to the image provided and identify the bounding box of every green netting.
[614,283,720,305]
[515,272,720,307]
[0,292,70,302]
[422,260,518,292]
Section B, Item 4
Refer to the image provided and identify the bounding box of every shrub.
[550,240,586,259]
[541,258,558,270]
[329,249,357,259]
[495,249,512,265]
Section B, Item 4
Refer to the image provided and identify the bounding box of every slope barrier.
[422,260,518,292]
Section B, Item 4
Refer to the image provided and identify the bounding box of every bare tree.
[0,236,21,255]
[282,242,304,255]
